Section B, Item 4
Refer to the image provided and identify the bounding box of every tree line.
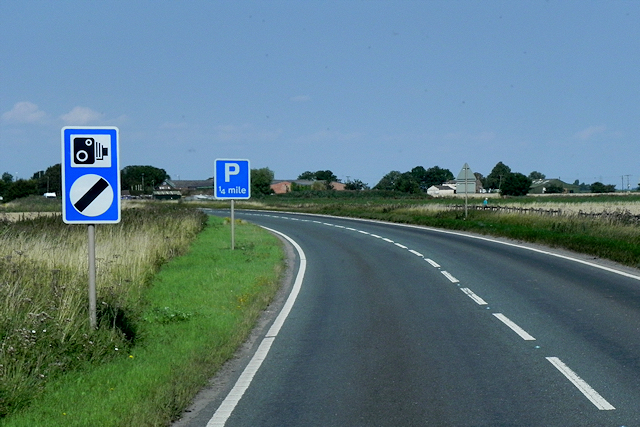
[0,162,624,203]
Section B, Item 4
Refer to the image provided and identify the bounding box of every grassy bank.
[218,193,640,269]
[1,209,283,426]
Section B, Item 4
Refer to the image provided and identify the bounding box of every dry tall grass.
[0,204,206,416]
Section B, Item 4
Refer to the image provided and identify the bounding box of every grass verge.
[218,196,640,269]
[2,215,284,427]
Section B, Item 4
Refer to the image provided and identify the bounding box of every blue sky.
[1,1,638,188]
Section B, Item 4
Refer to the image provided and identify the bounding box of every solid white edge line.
[207,226,307,427]
[460,287,488,305]
[545,357,615,410]
[492,313,536,341]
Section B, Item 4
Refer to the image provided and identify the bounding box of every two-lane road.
[181,210,640,426]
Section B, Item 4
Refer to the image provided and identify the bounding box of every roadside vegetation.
[3,186,640,424]
[0,205,284,426]
[235,192,640,268]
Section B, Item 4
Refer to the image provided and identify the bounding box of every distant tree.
[590,182,616,193]
[424,166,454,189]
[374,171,402,191]
[316,170,338,183]
[411,166,454,192]
[31,164,61,195]
[344,179,369,191]
[251,167,275,196]
[2,172,13,184]
[544,183,564,194]
[0,179,7,200]
[578,182,591,192]
[396,172,421,193]
[296,170,339,189]
[501,172,532,196]
[4,179,38,202]
[311,181,325,191]
[410,166,429,191]
[297,171,315,180]
[528,171,546,180]
[485,162,511,190]
[121,165,169,194]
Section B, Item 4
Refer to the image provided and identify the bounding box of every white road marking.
[460,288,488,305]
[441,271,459,283]
[345,227,357,231]
[382,238,394,243]
[425,258,440,268]
[546,357,615,410]
[409,250,423,257]
[394,243,408,249]
[370,234,382,238]
[492,313,536,341]
[358,230,370,235]
[207,227,307,426]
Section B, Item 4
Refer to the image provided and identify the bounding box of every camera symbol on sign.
[72,136,111,167]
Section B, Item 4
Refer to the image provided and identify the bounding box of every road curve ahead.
[188,210,640,427]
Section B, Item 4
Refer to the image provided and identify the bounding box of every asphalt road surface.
[177,210,640,427]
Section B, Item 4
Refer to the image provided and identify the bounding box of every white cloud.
[1,101,47,124]
[574,125,606,140]
[60,106,103,125]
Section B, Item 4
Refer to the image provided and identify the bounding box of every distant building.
[427,185,456,197]
[529,179,578,194]
[153,179,213,200]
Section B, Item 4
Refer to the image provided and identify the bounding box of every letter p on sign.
[225,163,240,182]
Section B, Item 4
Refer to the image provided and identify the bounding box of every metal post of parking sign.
[62,126,120,329]
[215,159,250,250]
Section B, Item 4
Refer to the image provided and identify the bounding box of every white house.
[427,185,456,197]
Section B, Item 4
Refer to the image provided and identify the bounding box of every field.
[230,192,640,268]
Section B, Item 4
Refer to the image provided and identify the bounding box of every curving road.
[180,210,640,426]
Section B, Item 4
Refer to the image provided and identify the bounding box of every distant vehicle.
[43,192,56,198]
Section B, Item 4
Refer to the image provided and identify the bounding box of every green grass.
[2,215,284,426]
[215,194,640,269]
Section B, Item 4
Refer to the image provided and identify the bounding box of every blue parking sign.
[215,159,251,199]
[61,127,120,223]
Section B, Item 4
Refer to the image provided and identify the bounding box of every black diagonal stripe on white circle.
[70,174,114,217]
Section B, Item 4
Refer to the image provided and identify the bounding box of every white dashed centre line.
[441,271,459,283]
[425,258,440,268]
[492,313,536,341]
[460,288,488,305]
[546,357,615,410]
[409,250,423,257]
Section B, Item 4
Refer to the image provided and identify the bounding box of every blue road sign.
[215,159,251,199]
[61,127,120,223]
